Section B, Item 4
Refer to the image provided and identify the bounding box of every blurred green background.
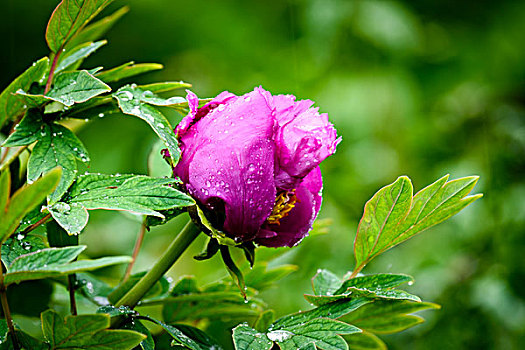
[1,0,525,349]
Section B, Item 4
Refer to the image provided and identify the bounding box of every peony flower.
[173,87,340,247]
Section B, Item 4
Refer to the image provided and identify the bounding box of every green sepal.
[193,238,220,261]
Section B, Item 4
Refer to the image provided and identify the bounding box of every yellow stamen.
[267,190,297,225]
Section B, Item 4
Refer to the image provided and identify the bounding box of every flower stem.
[114,219,201,309]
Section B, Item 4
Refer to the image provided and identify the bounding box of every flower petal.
[176,90,236,137]
[273,94,341,189]
[174,88,277,241]
[256,166,323,247]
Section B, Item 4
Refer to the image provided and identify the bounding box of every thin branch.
[122,219,147,283]
[21,213,52,235]
[44,51,61,94]
[0,255,20,350]
[68,275,78,315]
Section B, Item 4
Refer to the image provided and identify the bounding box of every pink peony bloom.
[173,87,340,247]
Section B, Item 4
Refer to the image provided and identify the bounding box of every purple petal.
[272,94,341,189]
[176,90,236,137]
[256,166,323,247]
[174,88,276,241]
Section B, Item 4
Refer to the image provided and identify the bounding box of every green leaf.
[0,57,49,128]
[27,123,89,203]
[67,6,129,49]
[305,274,418,306]
[139,81,192,94]
[96,62,163,83]
[70,174,193,214]
[343,300,439,334]
[2,231,47,267]
[4,245,131,285]
[233,324,273,350]
[48,202,89,235]
[113,84,182,165]
[148,320,223,350]
[61,96,120,120]
[9,245,85,269]
[41,309,145,349]
[138,315,223,350]
[46,70,111,106]
[344,288,420,303]
[2,109,44,147]
[272,298,371,330]
[312,269,343,296]
[123,319,154,350]
[97,305,136,318]
[144,208,186,228]
[354,175,482,270]
[56,40,107,74]
[0,168,61,241]
[16,71,111,109]
[336,274,414,294]
[0,170,10,213]
[270,318,360,350]
[50,173,194,234]
[45,0,114,53]
[0,319,7,343]
[344,331,387,350]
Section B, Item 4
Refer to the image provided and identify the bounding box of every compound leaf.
[354,175,482,271]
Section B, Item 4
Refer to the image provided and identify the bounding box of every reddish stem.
[21,213,52,235]
[44,51,61,94]
[122,221,147,283]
